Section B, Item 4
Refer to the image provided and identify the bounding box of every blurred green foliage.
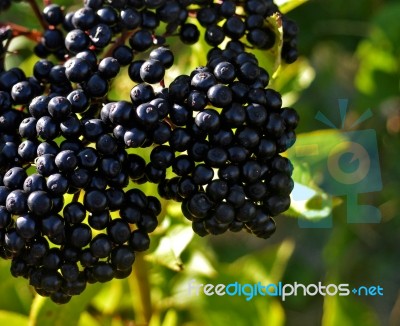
[1,0,399,325]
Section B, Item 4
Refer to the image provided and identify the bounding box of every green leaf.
[251,12,285,76]
[146,224,194,271]
[322,295,380,326]
[160,309,179,326]
[373,3,400,54]
[185,251,217,277]
[266,12,284,76]
[78,312,102,326]
[354,3,400,105]
[269,58,315,104]
[355,31,398,96]
[284,130,347,221]
[255,299,285,326]
[28,283,103,326]
[0,261,33,315]
[275,0,309,14]
[179,241,294,326]
[229,239,295,283]
[107,67,132,102]
[287,129,349,168]
[0,310,29,326]
[90,280,124,316]
[288,182,334,221]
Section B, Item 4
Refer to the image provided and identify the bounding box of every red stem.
[0,22,42,42]
[103,30,131,59]
[72,191,81,203]
[27,0,48,30]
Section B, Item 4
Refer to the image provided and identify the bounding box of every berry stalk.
[130,253,153,324]
[27,0,48,30]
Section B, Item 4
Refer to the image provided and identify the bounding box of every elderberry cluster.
[155,43,299,238]
[0,0,300,304]
[1,87,161,304]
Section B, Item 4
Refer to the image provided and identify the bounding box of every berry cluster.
[32,0,298,63]
[1,94,160,304]
[0,0,299,304]
[156,45,299,238]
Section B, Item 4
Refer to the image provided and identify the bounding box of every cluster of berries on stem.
[0,0,299,303]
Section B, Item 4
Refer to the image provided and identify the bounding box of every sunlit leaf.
[354,3,400,104]
[266,13,284,76]
[269,58,315,101]
[160,309,178,326]
[355,32,398,95]
[146,225,193,271]
[250,14,284,76]
[276,0,309,14]
[108,67,132,101]
[166,202,185,220]
[229,239,295,283]
[286,130,347,221]
[0,261,33,315]
[288,182,334,221]
[179,240,295,326]
[256,299,285,326]
[78,312,102,326]
[287,130,349,167]
[185,252,217,277]
[0,310,28,326]
[322,295,380,326]
[90,280,124,315]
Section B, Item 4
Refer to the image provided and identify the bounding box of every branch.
[0,22,42,42]
[27,0,48,30]
[102,30,131,59]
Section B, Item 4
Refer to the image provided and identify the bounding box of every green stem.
[129,252,152,325]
